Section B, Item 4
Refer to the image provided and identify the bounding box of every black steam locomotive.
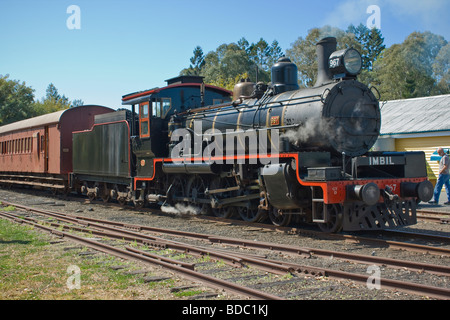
[69,37,433,232]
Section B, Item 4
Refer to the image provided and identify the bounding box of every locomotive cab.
[121,76,232,177]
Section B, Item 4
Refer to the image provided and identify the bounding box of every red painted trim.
[122,83,232,102]
[133,152,429,205]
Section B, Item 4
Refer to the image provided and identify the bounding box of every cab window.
[161,98,171,118]
[139,102,150,138]
[152,101,161,118]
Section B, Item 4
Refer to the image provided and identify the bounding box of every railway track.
[193,215,450,256]
[1,200,449,300]
[50,190,450,255]
[417,209,450,224]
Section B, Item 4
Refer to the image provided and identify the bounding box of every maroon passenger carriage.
[0,105,113,192]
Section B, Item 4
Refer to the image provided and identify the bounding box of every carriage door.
[44,126,49,173]
[139,102,150,139]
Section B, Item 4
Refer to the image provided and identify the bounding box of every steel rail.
[4,200,450,276]
[207,236,450,277]
[2,202,450,299]
[416,209,450,224]
[0,211,197,269]
[0,210,283,300]
[1,206,247,269]
[417,215,450,224]
[196,215,450,256]
[5,210,449,300]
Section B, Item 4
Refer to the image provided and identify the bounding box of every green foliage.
[433,43,450,93]
[180,38,284,90]
[0,75,35,126]
[347,24,385,71]
[202,43,253,89]
[33,83,71,115]
[285,27,448,101]
[180,46,205,76]
[286,25,382,87]
[372,31,449,100]
[0,205,16,211]
[0,78,84,126]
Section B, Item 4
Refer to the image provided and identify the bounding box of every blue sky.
[1,0,449,109]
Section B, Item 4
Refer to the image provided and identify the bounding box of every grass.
[173,289,204,297]
[0,217,203,300]
[0,205,16,211]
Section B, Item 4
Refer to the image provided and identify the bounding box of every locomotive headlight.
[328,48,362,77]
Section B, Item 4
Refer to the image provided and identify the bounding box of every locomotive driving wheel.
[210,177,237,218]
[318,204,344,233]
[167,176,185,205]
[186,175,211,215]
[238,200,267,223]
[269,207,292,227]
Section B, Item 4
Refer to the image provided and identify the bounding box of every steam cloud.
[161,203,202,216]
[281,116,340,148]
[281,99,367,151]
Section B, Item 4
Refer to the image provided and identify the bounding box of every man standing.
[429,147,450,205]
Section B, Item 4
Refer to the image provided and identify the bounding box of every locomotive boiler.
[179,37,380,159]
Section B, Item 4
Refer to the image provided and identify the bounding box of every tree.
[347,23,385,71]
[180,46,205,76]
[433,43,450,93]
[366,28,385,71]
[267,40,284,67]
[286,25,385,88]
[285,29,320,87]
[286,26,358,87]
[238,37,284,80]
[237,37,250,52]
[202,43,253,90]
[180,38,283,89]
[248,38,270,71]
[0,75,35,125]
[373,31,448,100]
[71,99,84,107]
[33,83,72,115]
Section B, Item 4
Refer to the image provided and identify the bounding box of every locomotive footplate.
[342,199,417,231]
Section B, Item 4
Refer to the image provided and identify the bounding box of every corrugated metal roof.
[380,94,450,136]
[0,109,66,134]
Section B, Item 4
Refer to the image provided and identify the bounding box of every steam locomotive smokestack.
[314,37,337,87]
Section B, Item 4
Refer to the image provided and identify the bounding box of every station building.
[374,94,450,186]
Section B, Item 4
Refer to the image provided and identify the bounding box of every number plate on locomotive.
[356,155,405,166]
[270,116,280,126]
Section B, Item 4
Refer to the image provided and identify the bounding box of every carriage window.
[40,135,45,152]
[139,102,150,138]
